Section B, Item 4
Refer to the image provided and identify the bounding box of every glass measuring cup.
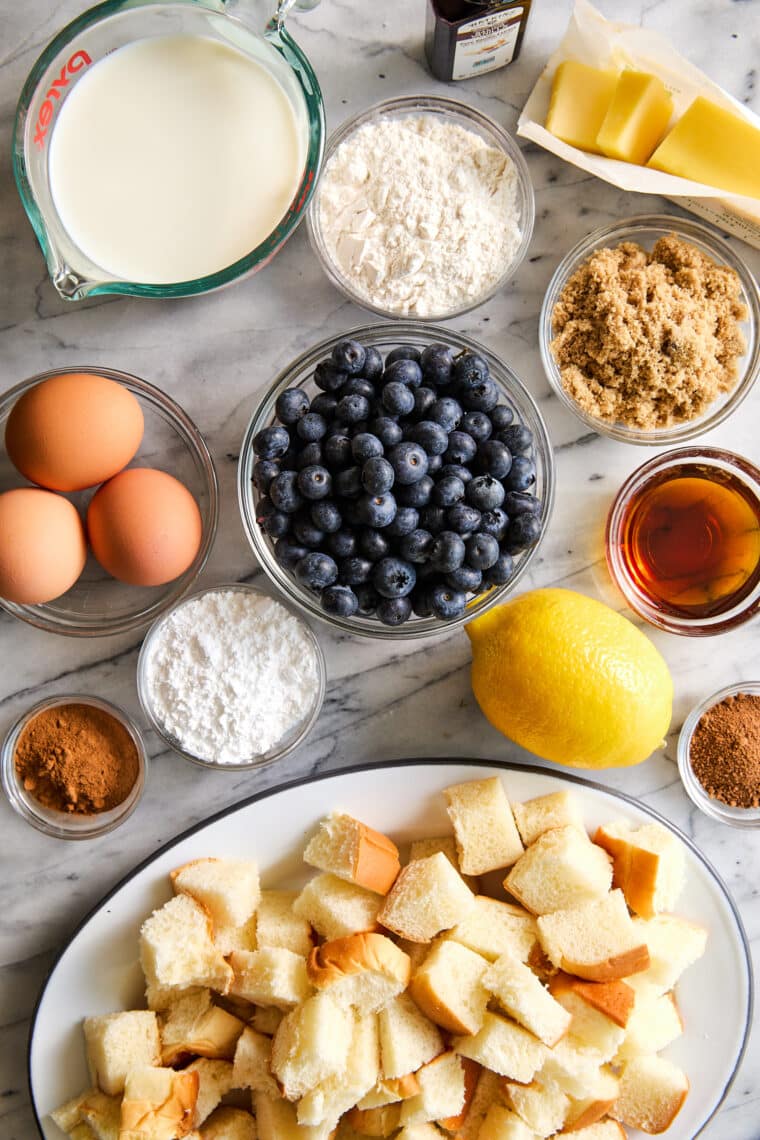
[12,0,324,301]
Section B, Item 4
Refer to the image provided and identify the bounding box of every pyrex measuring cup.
[12,0,324,301]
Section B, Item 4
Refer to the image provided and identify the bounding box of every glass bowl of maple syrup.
[606,447,760,636]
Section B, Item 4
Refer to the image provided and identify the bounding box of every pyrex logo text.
[34,50,92,148]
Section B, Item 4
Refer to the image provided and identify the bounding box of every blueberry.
[446,502,482,535]
[351,433,383,464]
[383,358,423,389]
[477,440,512,479]
[324,434,352,470]
[362,456,395,495]
[420,343,455,386]
[413,387,437,420]
[389,441,429,485]
[453,352,489,391]
[341,499,363,527]
[292,442,320,471]
[326,528,357,558]
[370,416,403,447]
[274,537,309,570]
[419,505,447,534]
[252,459,279,493]
[270,470,303,513]
[310,499,342,533]
[409,420,449,456]
[411,585,435,618]
[447,565,482,592]
[291,513,325,548]
[331,338,366,375]
[460,411,492,443]
[430,584,466,620]
[294,551,337,590]
[296,413,327,442]
[334,466,362,498]
[462,378,499,413]
[321,584,359,617]
[338,556,372,585]
[434,475,465,508]
[491,404,515,431]
[385,507,419,538]
[396,474,434,508]
[503,491,542,517]
[399,528,434,563]
[430,531,466,573]
[357,492,397,528]
[324,419,348,439]
[355,582,380,614]
[382,382,415,417]
[342,377,375,401]
[429,397,462,433]
[377,596,413,626]
[439,463,473,485]
[385,345,421,366]
[279,446,299,471]
[314,360,347,392]
[504,456,536,492]
[336,394,370,424]
[484,550,515,586]
[444,430,477,465]
[253,424,290,459]
[498,424,534,453]
[373,557,417,598]
[257,496,290,538]
[356,527,390,562]
[479,508,509,541]
[465,532,500,570]
[297,464,332,500]
[361,346,384,382]
[503,513,542,552]
[466,475,505,512]
[275,388,309,424]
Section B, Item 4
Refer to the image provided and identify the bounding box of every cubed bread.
[307,932,411,1013]
[408,939,489,1035]
[232,1026,279,1097]
[594,820,686,919]
[483,952,572,1047]
[561,1067,619,1132]
[120,1066,198,1140]
[559,1124,626,1139]
[610,1055,688,1134]
[185,1060,234,1127]
[270,991,354,1099]
[171,859,260,931]
[444,778,524,875]
[293,873,383,941]
[140,895,233,994]
[145,982,204,1013]
[539,1041,611,1100]
[549,973,635,1029]
[160,990,244,1065]
[455,1070,506,1140]
[401,1051,466,1126]
[629,914,707,994]
[199,1107,257,1140]
[536,891,650,981]
[347,1103,403,1136]
[615,988,682,1061]
[83,1010,160,1096]
[215,916,258,956]
[477,1103,539,1140]
[504,827,612,916]
[304,813,400,895]
[452,1012,546,1083]
[358,1074,421,1109]
[253,1092,334,1140]
[408,835,479,891]
[228,948,310,1008]
[503,1079,570,1136]
[250,1006,285,1036]
[548,979,626,1061]
[445,897,537,964]
[297,1013,379,1128]
[255,890,313,956]
[67,1126,98,1140]
[378,853,475,943]
[512,792,584,847]
[51,1088,121,1140]
[436,1057,480,1131]
[395,1125,444,1140]
[377,992,444,1079]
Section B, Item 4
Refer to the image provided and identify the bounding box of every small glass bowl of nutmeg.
[1,694,146,839]
[677,682,760,829]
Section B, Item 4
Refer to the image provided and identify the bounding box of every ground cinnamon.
[689,692,760,809]
[14,702,139,815]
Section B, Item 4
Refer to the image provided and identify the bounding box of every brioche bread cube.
[51,1088,121,1140]
[454,1069,506,1140]
[140,895,233,994]
[615,987,682,1061]
[228,948,310,1008]
[83,1010,160,1096]
[536,891,650,982]
[347,1103,403,1136]
[408,835,479,891]
[444,778,524,875]
[504,828,612,916]
[120,1066,198,1140]
[171,859,260,931]
[452,1012,546,1083]
[538,1039,609,1099]
[293,872,383,941]
[232,1026,279,1097]
[629,914,707,994]
[477,1104,540,1140]
[304,813,400,895]
[214,916,258,957]
[548,977,628,1060]
[483,952,572,1047]
[65,1126,97,1140]
[378,992,444,1079]
[435,1056,480,1132]
[271,991,354,1099]
[145,981,204,1013]
[297,1013,380,1128]
[558,1124,626,1139]
[396,1125,445,1140]
[610,1054,688,1134]
[199,1107,257,1140]
[445,898,537,964]
[409,939,489,1035]
[561,1067,619,1132]
[255,890,313,956]
[185,1059,234,1127]
[594,820,686,919]
[549,974,634,1030]
[503,1079,570,1136]
[160,989,244,1065]
[253,1092,334,1140]
[358,1074,421,1109]
[307,932,411,1013]
[378,853,475,943]
[512,792,584,847]
[250,1005,285,1036]
[401,1051,466,1126]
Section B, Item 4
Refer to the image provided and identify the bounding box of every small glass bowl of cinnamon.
[0,694,146,839]
[677,682,760,829]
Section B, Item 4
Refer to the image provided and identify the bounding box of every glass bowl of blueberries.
[238,324,554,638]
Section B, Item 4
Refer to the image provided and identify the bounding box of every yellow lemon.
[466,588,672,769]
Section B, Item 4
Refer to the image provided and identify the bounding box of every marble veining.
[0,1,759,1137]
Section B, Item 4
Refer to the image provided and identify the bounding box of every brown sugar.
[550,235,747,429]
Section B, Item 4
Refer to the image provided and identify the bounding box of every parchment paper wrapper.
[517,0,760,249]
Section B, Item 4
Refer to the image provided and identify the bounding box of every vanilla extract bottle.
[425,0,532,83]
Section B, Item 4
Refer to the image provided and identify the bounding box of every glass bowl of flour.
[307,95,535,321]
[136,583,326,769]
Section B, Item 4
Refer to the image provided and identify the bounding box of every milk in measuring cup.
[48,35,305,283]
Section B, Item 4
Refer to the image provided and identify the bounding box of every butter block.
[596,70,673,165]
[545,60,619,154]
[648,96,760,199]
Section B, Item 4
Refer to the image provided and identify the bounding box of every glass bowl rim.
[539,212,760,445]
[0,364,219,637]
[237,320,555,640]
[1,692,147,839]
[136,581,327,770]
[306,93,536,322]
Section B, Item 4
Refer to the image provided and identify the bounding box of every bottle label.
[452,8,523,80]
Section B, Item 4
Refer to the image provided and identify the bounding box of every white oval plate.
[30,759,752,1139]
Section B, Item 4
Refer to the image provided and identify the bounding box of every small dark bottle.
[425,0,532,83]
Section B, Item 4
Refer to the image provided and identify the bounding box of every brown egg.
[0,488,87,604]
[87,468,202,586]
[6,371,144,492]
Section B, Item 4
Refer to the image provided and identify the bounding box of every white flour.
[144,589,321,764]
[317,115,523,317]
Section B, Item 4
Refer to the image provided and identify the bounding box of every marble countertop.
[1,1,758,1137]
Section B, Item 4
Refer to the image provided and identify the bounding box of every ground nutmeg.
[689,692,760,809]
[14,702,139,815]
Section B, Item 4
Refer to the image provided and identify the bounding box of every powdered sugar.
[317,114,523,317]
[143,589,321,764]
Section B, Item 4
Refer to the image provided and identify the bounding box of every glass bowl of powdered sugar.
[136,583,326,770]
[307,95,535,321]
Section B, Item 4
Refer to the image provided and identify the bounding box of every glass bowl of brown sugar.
[677,682,760,828]
[1,694,146,839]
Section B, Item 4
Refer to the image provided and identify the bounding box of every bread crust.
[594,826,661,919]
[120,1069,198,1139]
[307,933,411,990]
[549,973,635,1029]
[560,944,650,983]
[353,822,401,895]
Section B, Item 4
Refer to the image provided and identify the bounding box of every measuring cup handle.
[220,0,320,29]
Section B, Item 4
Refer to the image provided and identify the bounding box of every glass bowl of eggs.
[0,367,218,636]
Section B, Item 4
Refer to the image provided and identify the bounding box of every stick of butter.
[596,71,673,165]
[648,96,760,200]
[545,60,619,154]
